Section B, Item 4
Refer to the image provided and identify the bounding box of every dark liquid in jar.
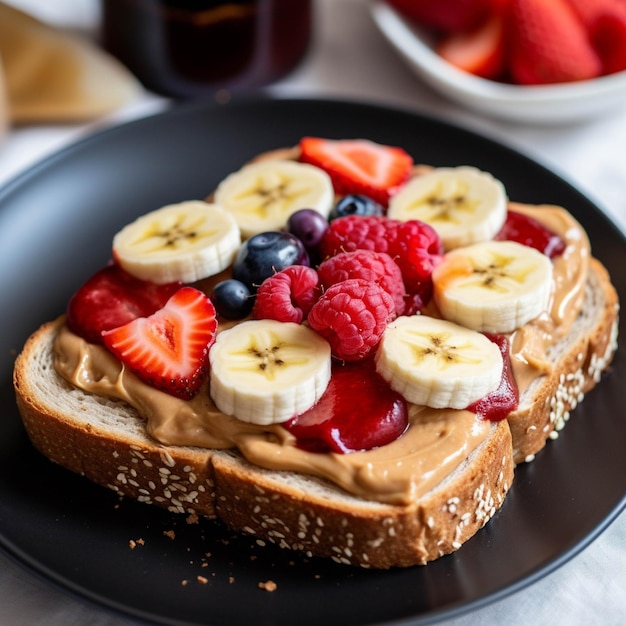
[101,0,312,97]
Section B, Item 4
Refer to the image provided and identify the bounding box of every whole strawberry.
[385,0,493,33]
[593,8,626,74]
[566,0,626,75]
[436,13,507,80]
[507,0,602,85]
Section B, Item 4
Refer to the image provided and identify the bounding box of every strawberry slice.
[436,14,506,80]
[507,0,602,85]
[102,286,217,399]
[299,137,413,206]
[66,263,182,344]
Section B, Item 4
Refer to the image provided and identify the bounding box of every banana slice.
[213,160,334,238]
[432,240,553,334]
[375,315,503,409]
[387,166,507,250]
[113,201,241,284]
[209,319,332,425]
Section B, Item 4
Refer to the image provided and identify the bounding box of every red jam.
[286,334,517,453]
[284,358,409,453]
[468,334,519,421]
[495,210,566,259]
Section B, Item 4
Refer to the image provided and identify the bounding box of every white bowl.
[371,1,626,124]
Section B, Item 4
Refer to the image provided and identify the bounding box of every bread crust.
[507,258,619,463]
[213,424,512,568]
[14,320,221,518]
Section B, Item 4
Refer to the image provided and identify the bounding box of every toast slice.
[15,316,514,568]
[13,252,618,567]
[11,134,620,568]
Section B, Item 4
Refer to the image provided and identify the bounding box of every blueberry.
[329,194,384,221]
[232,231,310,291]
[210,279,254,319]
[286,209,329,252]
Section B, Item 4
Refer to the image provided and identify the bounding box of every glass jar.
[100,0,312,98]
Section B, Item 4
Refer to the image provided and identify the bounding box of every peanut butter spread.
[507,203,589,391]
[53,204,589,506]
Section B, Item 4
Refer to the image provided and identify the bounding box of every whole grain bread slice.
[14,316,514,568]
[12,258,618,568]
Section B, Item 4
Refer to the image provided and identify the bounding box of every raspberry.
[252,265,320,324]
[317,250,406,316]
[388,219,443,290]
[319,216,443,293]
[320,215,391,258]
[308,278,395,362]
[402,283,433,316]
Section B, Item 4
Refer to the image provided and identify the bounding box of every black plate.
[1,97,624,626]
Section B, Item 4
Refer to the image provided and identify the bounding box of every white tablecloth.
[1,1,624,625]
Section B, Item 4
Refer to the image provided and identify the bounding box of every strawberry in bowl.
[385,0,626,85]
[373,0,626,122]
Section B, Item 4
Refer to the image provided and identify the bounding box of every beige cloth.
[0,2,140,128]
